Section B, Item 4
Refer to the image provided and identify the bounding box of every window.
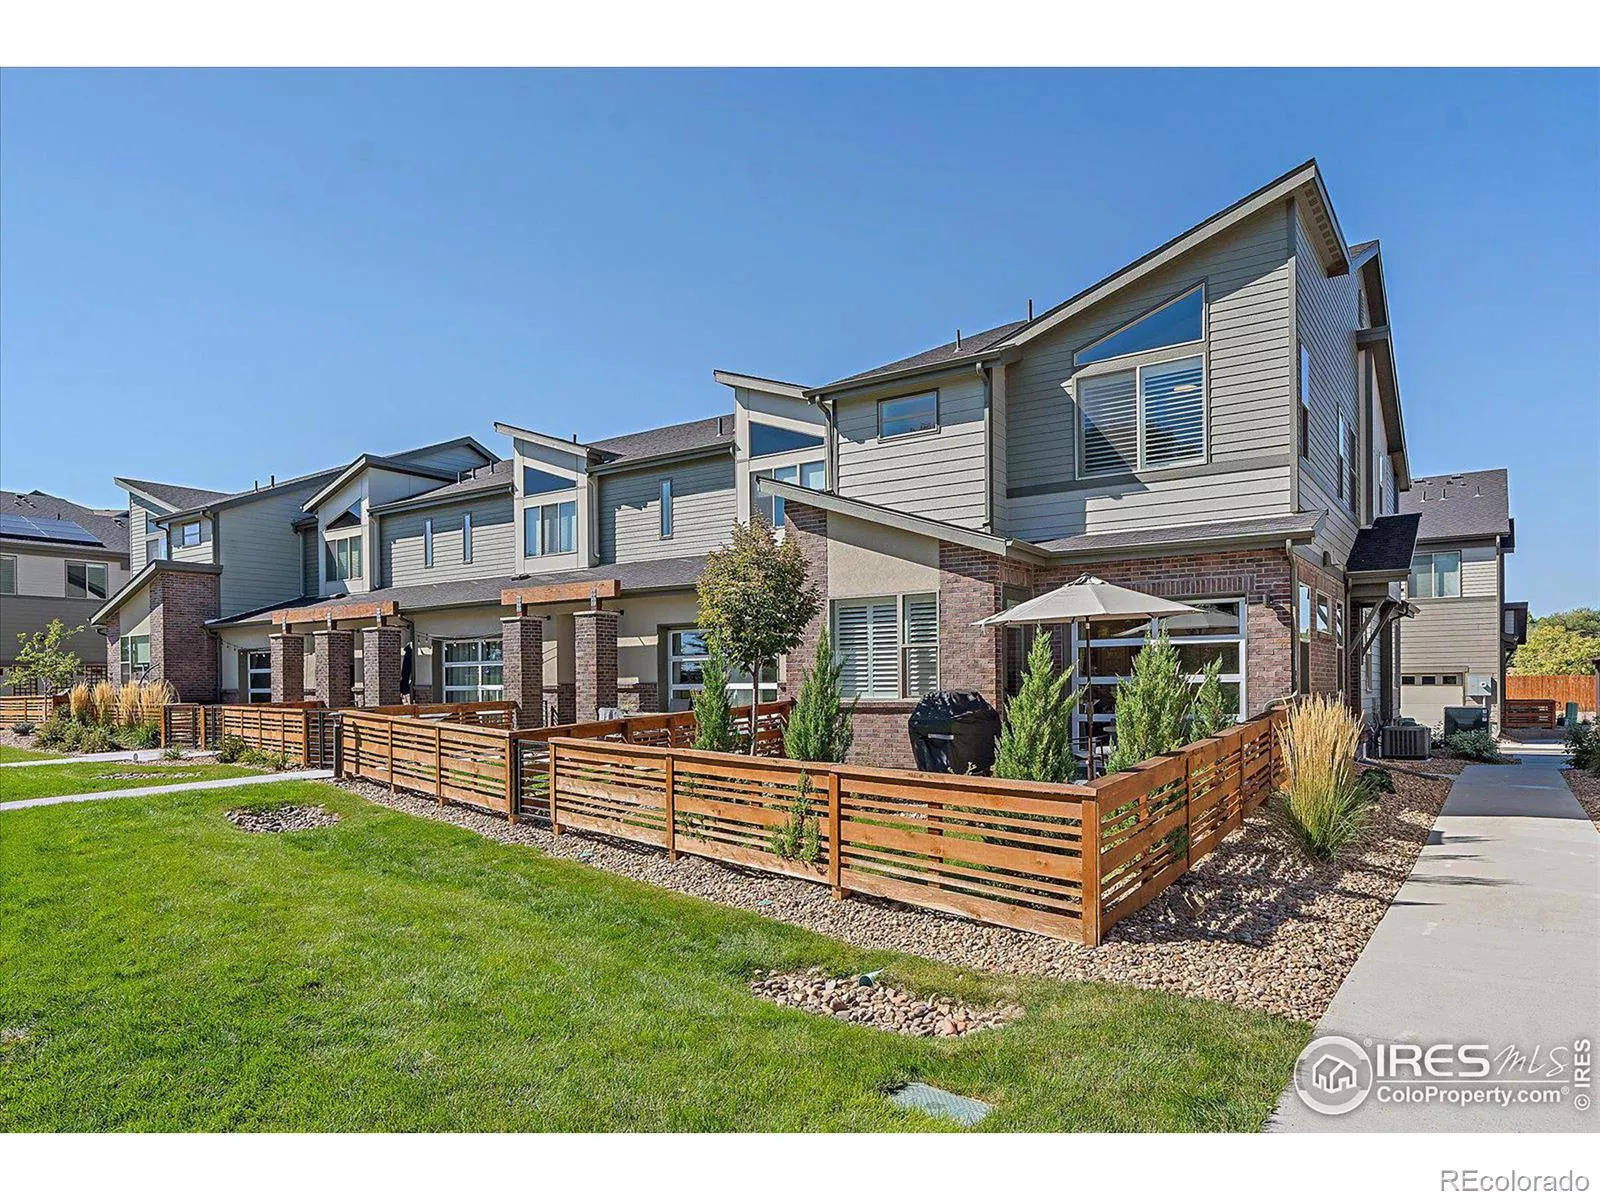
[423,518,434,568]
[145,537,165,563]
[1316,592,1330,636]
[326,534,363,582]
[1337,413,1350,503]
[246,650,272,703]
[1077,355,1204,476]
[1335,600,1346,690]
[1441,674,1461,686]
[1297,581,1313,693]
[877,392,937,439]
[753,460,824,529]
[832,593,939,700]
[119,634,151,685]
[463,511,473,563]
[66,561,109,599]
[440,639,503,703]
[0,554,14,595]
[1409,551,1462,599]
[1076,599,1247,747]
[177,521,204,547]
[664,628,777,709]
[1402,675,1417,686]
[523,466,572,496]
[524,500,576,557]
[1298,343,1312,458]
[660,478,673,539]
[749,420,824,458]
[1074,286,1204,367]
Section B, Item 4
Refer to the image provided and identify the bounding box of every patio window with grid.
[440,638,503,703]
[663,628,777,710]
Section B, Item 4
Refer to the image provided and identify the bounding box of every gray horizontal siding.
[1294,201,1361,567]
[217,483,325,614]
[128,497,162,574]
[382,494,516,586]
[301,529,318,595]
[0,595,106,668]
[168,516,214,565]
[396,443,489,477]
[599,457,735,563]
[1400,597,1502,675]
[835,373,987,529]
[1003,204,1294,540]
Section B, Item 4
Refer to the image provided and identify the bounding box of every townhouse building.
[91,159,1422,766]
[1,490,130,690]
[1395,469,1524,729]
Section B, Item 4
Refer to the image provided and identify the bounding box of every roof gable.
[1397,469,1512,542]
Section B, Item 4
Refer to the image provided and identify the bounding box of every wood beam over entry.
[500,579,620,608]
[272,600,400,626]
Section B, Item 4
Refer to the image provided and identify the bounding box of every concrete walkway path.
[1273,751,1599,1132]
[0,769,334,812]
[0,748,216,769]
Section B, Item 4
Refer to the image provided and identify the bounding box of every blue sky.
[1,69,1595,612]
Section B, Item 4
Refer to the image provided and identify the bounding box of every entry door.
[246,651,272,703]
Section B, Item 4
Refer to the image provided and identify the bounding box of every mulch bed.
[750,967,1023,1036]
[1562,768,1600,831]
[336,770,1451,1024]
[226,805,340,833]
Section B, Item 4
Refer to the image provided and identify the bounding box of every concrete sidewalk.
[1272,753,1599,1132]
[0,748,216,769]
[0,769,334,812]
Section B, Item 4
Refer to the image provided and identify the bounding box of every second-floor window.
[177,521,205,548]
[1409,551,1461,599]
[1077,356,1205,476]
[66,561,109,599]
[423,518,434,568]
[0,554,15,595]
[523,466,572,496]
[145,536,166,562]
[1298,343,1312,458]
[463,511,473,563]
[753,460,824,530]
[878,392,938,439]
[1337,412,1352,508]
[660,479,673,539]
[525,500,576,557]
[326,533,363,582]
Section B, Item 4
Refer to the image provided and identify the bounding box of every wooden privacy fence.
[1503,698,1557,729]
[0,694,62,724]
[1507,674,1597,712]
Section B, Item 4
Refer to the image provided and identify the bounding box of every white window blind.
[903,594,939,697]
[1079,370,1138,476]
[834,594,938,699]
[1141,356,1204,467]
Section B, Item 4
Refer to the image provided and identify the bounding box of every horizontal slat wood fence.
[0,694,62,724]
[1506,674,1597,711]
[342,710,516,814]
[1502,698,1557,729]
[160,703,339,767]
[364,701,518,727]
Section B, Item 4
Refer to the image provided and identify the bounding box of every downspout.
[808,395,838,493]
[1286,537,1298,695]
[979,361,993,532]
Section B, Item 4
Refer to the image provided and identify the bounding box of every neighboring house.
[1396,468,1523,729]
[0,489,130,691]
[95,159,1421,766]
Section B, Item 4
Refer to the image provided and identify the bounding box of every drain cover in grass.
[887,1082,991,1127]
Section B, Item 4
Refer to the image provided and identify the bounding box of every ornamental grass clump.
[1272,695,1374,863]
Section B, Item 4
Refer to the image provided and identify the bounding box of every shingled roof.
[818,319,1028,391]
[116,477,229,513]
[1398,468,1512,542]
[592,414,735,463]
[0,490,129,554]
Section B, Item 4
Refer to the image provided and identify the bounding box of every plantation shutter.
[834,599,900,699]
[1141,356,1204,466]
[902,593,939,699]
[1078,370,1138,476]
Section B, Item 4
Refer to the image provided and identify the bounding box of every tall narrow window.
[0,554,15,595]
[660,478,673,538]
[1337,414,1349,502]
[1297,581,1313,693]
[1298,343,1312,458]
[902,594,939,698]
[423,517,434,568]
[1346,422,1359,513]
[463,511,473,563]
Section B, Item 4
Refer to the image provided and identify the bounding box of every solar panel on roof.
[0,513,101,545]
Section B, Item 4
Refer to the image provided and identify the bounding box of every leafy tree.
[993,628,1081,783]
[691,639,739,753]
[696,519,821,753]
[1189,656,1232,740]
[1104,631,1192,774]
[1533,607,1600,638]
[783,627,855,763]
[1511,619,1600,676]
[10,619,85,695]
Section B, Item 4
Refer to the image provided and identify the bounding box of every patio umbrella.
[975,576,1200,778]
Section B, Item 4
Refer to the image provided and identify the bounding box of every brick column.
[360,626,403,707]
[500,614,545,727]
[312,628,355,709]
[270,632,305,703]
[104,615,121,683]
[572,609,618,721]
[148,564,222,701]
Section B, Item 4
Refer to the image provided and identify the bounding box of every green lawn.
[0,761,257,804]
[0,744,57,763]
[0,780,1311,1132]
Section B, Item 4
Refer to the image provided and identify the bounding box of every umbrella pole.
[1084,619,1095,781]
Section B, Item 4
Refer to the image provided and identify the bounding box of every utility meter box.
[1465,674,1494,699]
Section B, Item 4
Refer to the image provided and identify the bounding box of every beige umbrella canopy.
[975,576,1201,779]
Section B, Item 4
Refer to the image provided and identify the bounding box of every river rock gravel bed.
[750,967,1023,1036]
[227,804,340,833]
[1563,768,1600,831]
[337,771,1450,1023]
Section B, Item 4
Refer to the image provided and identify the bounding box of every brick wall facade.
[543,683,576,726]
[270,632,305,704]
[312,629,355,708]
[572,609,618,721]
[499,614,544,727]
[360,626,404,708]
[147,566,221,702]
[103,614,120,681]
[618,682,657,715]
[1290,559,1347,701]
